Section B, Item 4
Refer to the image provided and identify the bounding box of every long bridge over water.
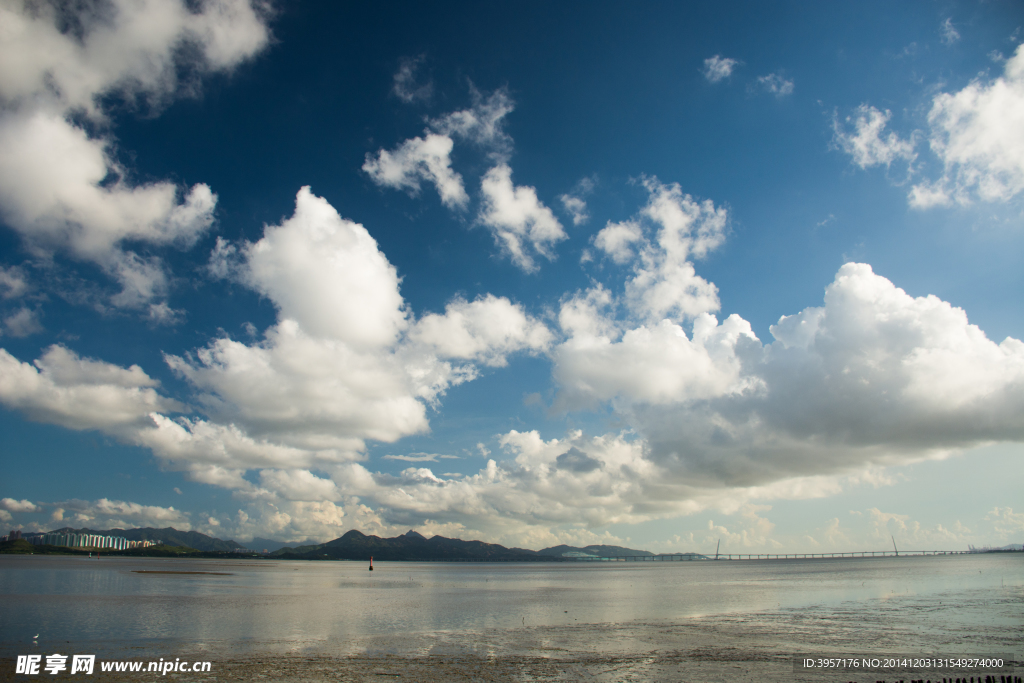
[563,549,971,562]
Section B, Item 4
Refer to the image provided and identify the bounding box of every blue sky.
[1,0,1022,552]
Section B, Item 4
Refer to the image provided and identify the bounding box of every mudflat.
[13,585,1013,683]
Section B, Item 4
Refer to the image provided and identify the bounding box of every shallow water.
[1,553,1021,656]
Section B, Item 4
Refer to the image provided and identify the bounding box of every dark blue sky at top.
[2,0,1022,528]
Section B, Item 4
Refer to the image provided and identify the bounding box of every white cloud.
[0,0,269,310]
[703,55,739,83]
[559,177,595,226]
[558,285,616,339]
[553,313,758,411]
[605,263,1024,487]
[430,87,514,152]
[0,266,29,299]
[594,220,644,264]
[362,133,468,209]
[410,294,552,367]
[2,307,43,337]
[911,44,1024,206]
[240,187,408,349]
[152,188,550,478]
[1,187,554,506]
[0,344,185,434]
[259,469,341,502]
[598,178,726,323]
[1,498,40,513]
[463,257,1023,540]
[755,73,794,96]
[985,506,1024,535]
[560,195,589,226]
[363,88,516,209]
[57,498,191,530]
[392,55,432,103]
[941,18,961,45]
[478,164,567,272]
[383,453,459,463]
[0,0,268,117]
[832,105,917,169]
[0,111,216,306]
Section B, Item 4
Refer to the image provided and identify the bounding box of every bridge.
[560,549,970,562]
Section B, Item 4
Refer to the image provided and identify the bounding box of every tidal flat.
[1,553,1020,681]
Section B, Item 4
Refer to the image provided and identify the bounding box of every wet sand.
[9,586,1015,682]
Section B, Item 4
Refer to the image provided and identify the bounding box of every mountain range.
[29,526,670,560]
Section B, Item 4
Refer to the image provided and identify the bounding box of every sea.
[1,553,1021,665]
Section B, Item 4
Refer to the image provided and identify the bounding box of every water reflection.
[1,553,1020,655]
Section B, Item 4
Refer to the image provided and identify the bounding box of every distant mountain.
[46,527,246,552]
[276,529,547,561]
[245,537,303,553]
[537,544,654,558]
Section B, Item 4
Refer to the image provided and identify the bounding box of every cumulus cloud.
[362,133,469,209]
[410,294,552,366]
[478,164,567,272]
[163,191,444,460]
[985,506,1024,535]
[593,220,643,265]
[2,307,43,337]
[259,469,341,502]
[383,453,459,462]
[553,313,758,411]
[240,187,408,348]
[560,263,1024,491]
[1,498,40,513]
[56,498,191,530]
[591,178,726,323]
[559,177,595,226]
[703,55,739,83]
[364,88,515,210]
[0,265,29,299]
[911,44,1024,207]
[842,45,1024,208]
[0,0,269,310]
[114,188,551,483]
[0,344,184,434]
[832,105,916,169]
[429,87,514,152]
[346,260,1024,545]
[0,187,554,502]
[755,72,794,96]
[560,196,588,226]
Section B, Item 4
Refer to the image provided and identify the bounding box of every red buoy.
[369,555,373,571]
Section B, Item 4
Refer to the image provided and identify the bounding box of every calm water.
[1,553,1021,655]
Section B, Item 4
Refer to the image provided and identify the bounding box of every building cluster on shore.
[1,529,157,550]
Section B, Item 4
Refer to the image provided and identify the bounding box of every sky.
[0,0,1022,554]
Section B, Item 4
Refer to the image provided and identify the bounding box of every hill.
[245,537,303,553]
[538,544,654,558]
[276,529,549,561]
[273,530,669,562]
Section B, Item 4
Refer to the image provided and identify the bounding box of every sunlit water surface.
[1,553,1021,655]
